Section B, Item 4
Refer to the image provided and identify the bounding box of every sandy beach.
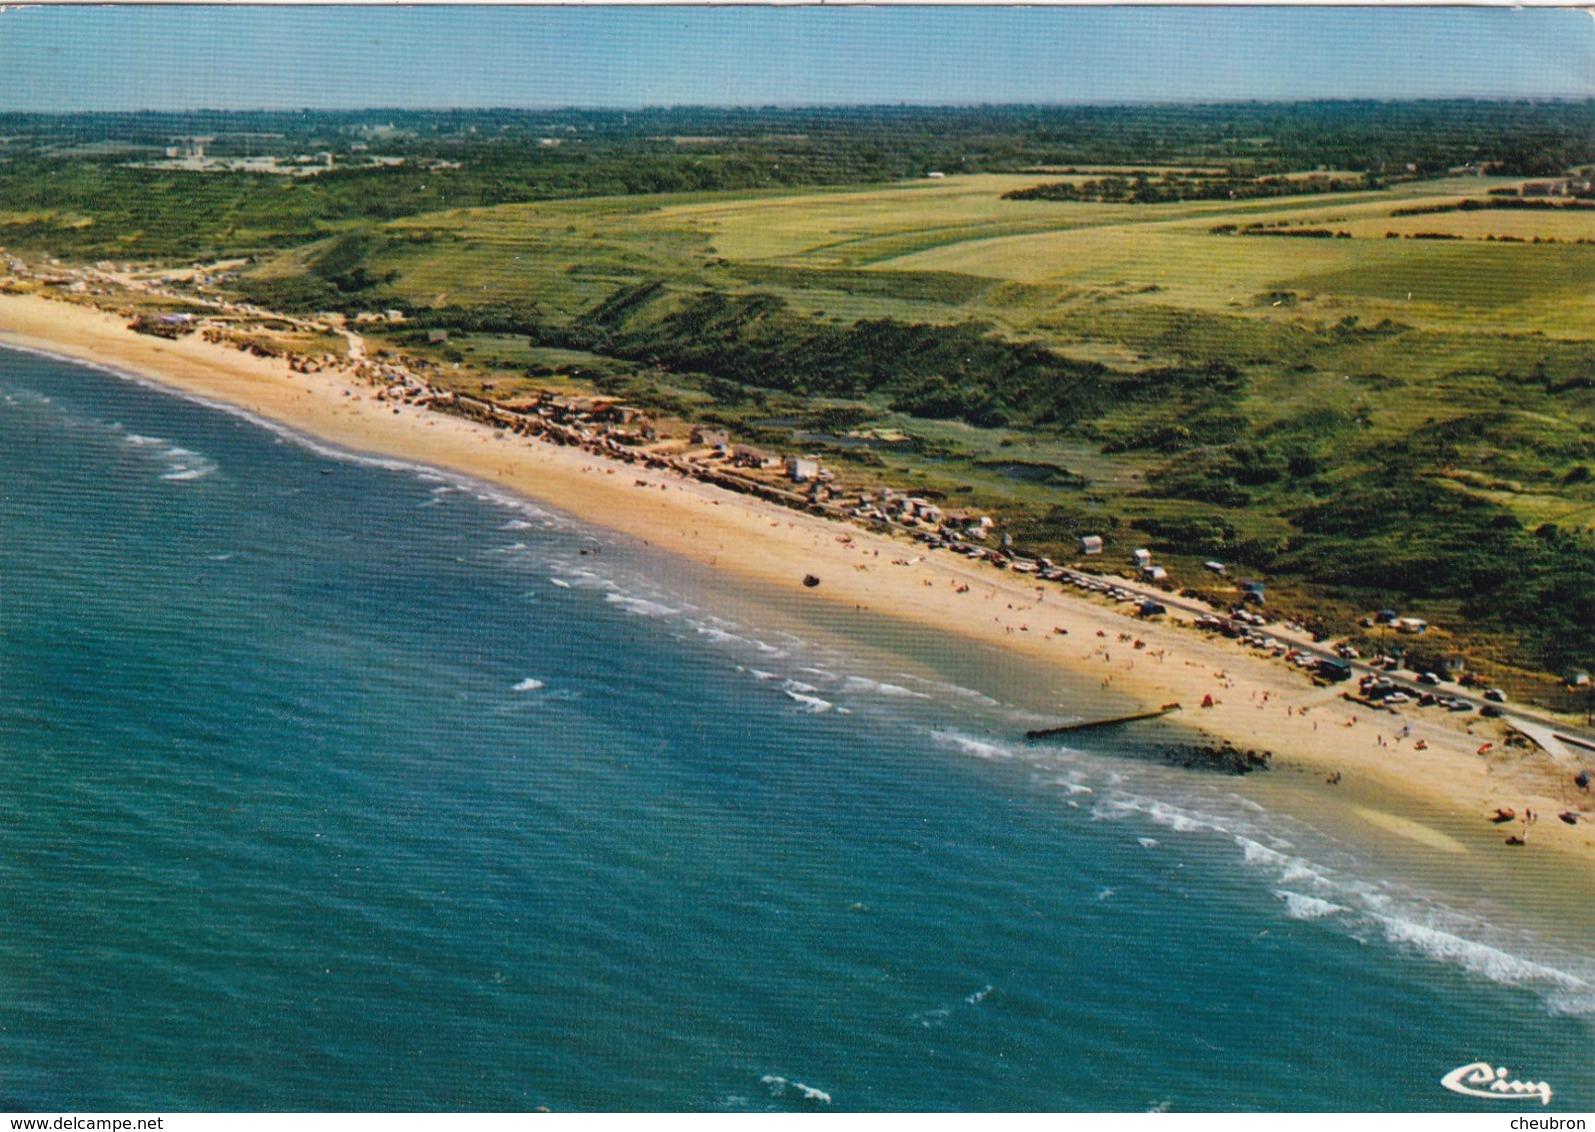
[4,288,1593,911]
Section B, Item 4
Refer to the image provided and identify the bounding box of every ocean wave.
[0,343,586,530]
[160,465,215,481]
[696,626,749,647]
[760,1076,831,1105]
[498,519,534,531]
[114,429,218,483]
[605,592,679,618]
[932,730,1018,762]
[781,678,819,695]
[1097,786,1595,1010]
[784,690,836,713]
[1274,890,1347,920]
[1093,794,1229,837]
[902,675,1003,707]
[512,678,545,692]
[1138,837,1159,849]
[1370,913,1590,991]
[840,675,931,699]
[548,578,572,588]
[1545,990,1595,1017]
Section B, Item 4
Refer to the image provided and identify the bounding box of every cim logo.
[1442,1062,1554,1105]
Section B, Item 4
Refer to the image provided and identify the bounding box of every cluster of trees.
[2,100,1590,261]
[1005,173,1367,204]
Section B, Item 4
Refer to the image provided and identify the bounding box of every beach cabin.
[1203,560,1227,576]
[1079,535,1104,556]
[786,457,820,484]
[1317,658,1353,683]
[1238,580,1266,605]
[1144,565,1169,582]
[690,426,731,453]
[1395,617,1429,635]
[730,446,781,470]
[1130,548,1153,570]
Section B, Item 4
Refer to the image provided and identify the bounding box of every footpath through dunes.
[3,287,1595,915]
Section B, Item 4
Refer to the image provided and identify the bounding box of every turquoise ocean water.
[2,346,1592,1112]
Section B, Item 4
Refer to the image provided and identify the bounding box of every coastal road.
[1049,564,1595,759]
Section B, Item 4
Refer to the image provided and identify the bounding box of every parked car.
[1484,688,1508,703]
[1417,672,1441,685]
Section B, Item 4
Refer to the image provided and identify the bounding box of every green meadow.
[222,171,1595,689]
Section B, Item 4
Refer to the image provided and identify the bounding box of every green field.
[225,172,1595,689]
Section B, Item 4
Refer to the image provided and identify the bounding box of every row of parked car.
[1357,672,1509,715]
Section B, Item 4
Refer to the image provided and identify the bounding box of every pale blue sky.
[0,6,1589,112]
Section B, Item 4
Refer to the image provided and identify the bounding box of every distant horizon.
[1,7,1589,113]
[6,94,1594,119]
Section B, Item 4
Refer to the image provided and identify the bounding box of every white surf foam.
[932,730,1018,762]
[512,678,545,692]
[1370,913,1590,991]
[605,592,679,618]
[784,690,835,713]
[160,465,215,481]
[760,1076,831,1105]
[840,675,931,699]
[1274,890,1347,921]
[1093,794,1227,837]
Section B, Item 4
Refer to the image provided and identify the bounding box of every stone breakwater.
[1159,741,1274,775]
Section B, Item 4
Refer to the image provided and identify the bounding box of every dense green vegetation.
[5,101,1593,689]
[1004,172,1370,204]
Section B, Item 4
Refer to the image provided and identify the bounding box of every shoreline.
[5,288,1595,926]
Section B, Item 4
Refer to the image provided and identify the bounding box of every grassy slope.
[235,173,1595,689]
